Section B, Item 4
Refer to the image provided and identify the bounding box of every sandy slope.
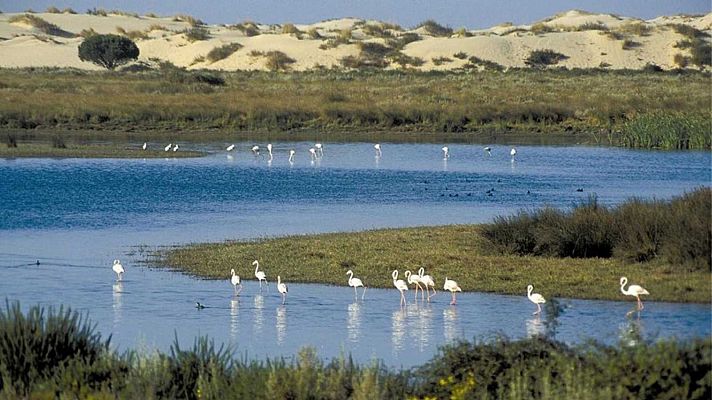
[0,9,709,71]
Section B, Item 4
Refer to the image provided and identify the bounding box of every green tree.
[78,34,139,70]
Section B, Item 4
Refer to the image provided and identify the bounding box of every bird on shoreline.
[195,302,206,309]
[405,270,424,302]
[620,277,649,310]
[112,259,124,281]
[254,260,268,290]
[418,267,436,301]
[231,268,242,295]
[315,143,323,157]
[527,285,546,315]
[277,275,288,304]
[251,145,260,155]
[442,146,449,159]
[374,143,382,157]
[392,270,408,306]
[346,269,366,299]
[226,144,235,152]
[172,144,179,152]
[289,149,295,163]
[444,277,461,305]
[142,142,147,150]
[164,143,172,152]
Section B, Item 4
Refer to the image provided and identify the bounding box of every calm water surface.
[0,142,709,367]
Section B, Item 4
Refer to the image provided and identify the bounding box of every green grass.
[159,224,711,303]
[0,143,203,158]
[0,68,708,149]
[1,302,709,398]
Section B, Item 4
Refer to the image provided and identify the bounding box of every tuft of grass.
[281,23,301,36]
[621,39,641,50]
[86,8,108,16]
[116,26,149,40]
[531,22,555,34]
[415,19,453,37]
[206,42,243,63]
[173,14,203,27]
[453,51,468,59]
[45,6,61,13]
[306,27,322,40]
[8,14,74,37]
[620,112,710,150]
[263,51,296,71]
[431,56,453,66]
[182,27,210,42]
[619,22,652,36]
[524,49,568,67]
[576,22,608,31]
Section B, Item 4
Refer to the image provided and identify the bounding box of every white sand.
[0,10,709,71]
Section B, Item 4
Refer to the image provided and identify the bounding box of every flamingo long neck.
[347,271,353,282]
[254,264,259,274]
[620,279,628,295]
[278,276,281,285]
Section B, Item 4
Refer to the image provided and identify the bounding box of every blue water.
[0,142,709,367]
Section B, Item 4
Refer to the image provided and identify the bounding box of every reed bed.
[0,302,708,399]
[0,69,708,149]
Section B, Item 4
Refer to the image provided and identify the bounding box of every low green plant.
[453,51,468,59]
[531,22,554,34]
[432,56,453,66]
[416,19,453,37]
[8,14,74,37]
[524,49,568,67]
[206,42,243,63]
[173,14,203,27]
[78,34,140,70]
[183,27,211,42]
[264,51,296,71]
[281,23,301,35]
[45,6,61,13]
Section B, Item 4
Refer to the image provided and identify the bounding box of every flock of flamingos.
[127,141,652,312]
[111,259,651,313]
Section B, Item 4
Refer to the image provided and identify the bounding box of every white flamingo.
[289,149,295,163]
[443,277,461,305]
[418,267,436,301]
[620,277,650,310]
[405,270,424,302]
[112,259,124,281]
[251,145,260,155]
[392,270,409,306]
[510,147,517,159]
[226,144,235,152]
[484,146,491,156]
[442,146,449,159]
[346,270,366,299]
[267,143,273,160]
[231,268,242,295]
[172,144,179,152]
[527,284,546,315]
[164,143,172,152]
[253,260,268,290]
[142,142,147,150]
[315,143,323,157]
[374,143,382,157]
[277,275,288,304]
[309,147,317,161]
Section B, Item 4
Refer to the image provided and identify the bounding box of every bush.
[173,14,203,27]
[45,6,61,13]
[432,56,452,66]
[8,14,74,37]
[387,32,421,50]
[531,22,554,34]
[620,113,710,149]
[51,135,66,148]
[78,34,139,70]
[620,22,652,36]
[453,51,468,59]
[281,23,301,35]
[306,27,322,39]
[183,27,210,42]
[416,19,453,37]
[670,23,710,39]
[264,51,296,71]
[524,49,568,67]
[577,22,608,31]
[206,42,243,62]
[622,39,641,50]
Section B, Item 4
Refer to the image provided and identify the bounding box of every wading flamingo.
[251,145,260,155]
[231,269,242,295]
[442,146,449,159]
[277,275,288,304]
[164,143,172,152]
[418,267,436,301]
[226,144,235,152]
[405,270,424,302]
[374,143,382,157]
[315,143,323,156]
[346,270,366,299]
[527,285,546,315]
[620,277,649,310]
[289,149,295,163]
[392,270,408,306]
[112,259,124,281]
[267,143,273,160]
[443,277,461,305]
[253,260,268,290]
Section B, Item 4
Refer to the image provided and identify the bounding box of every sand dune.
[0,9,709,71]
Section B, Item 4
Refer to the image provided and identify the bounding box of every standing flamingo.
[405,270,424,302]
[277,275,288,304]
[112,259,124,281]
[142,142,147,150]
[392,270,408,306]
[289,149,295,163]
[442,146,449,159]
[226,144,235,152]
[484,146,491,156]
[527,285,546,315]
[510,147,517,160]
[418,267,436,301]
[164,143,172,152]
[253,260,268,290]
[443,277,461,305]
[620,277,649,310]
[230,269,242,295]
[374,143,382,157]
[346,270,366,299]
[315,143,323,157]
[172,144,179,152]
[267,143,273,160]
[309,148,317,161]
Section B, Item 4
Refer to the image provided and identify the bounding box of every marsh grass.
[160,223,710,303]
[1,303,708,398]
[0,69,708,149]
[0,143,203,158]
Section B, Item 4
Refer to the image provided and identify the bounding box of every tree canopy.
[78,34,139,70]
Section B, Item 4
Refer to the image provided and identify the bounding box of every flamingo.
[442,146,449,159]
[620,277,649,310]
[527,285,546,315]
[443,277,461,305]
[484,146,491,156]
[164,143,172,152]
[253,260,268,290]
[309,147,317,161]
[251,145,260,155]
[267,143,273,160]
[289,149,295,163]
[112,259,124,281]
[172,144,179,152]
[230,269,242,295]
[142,142,147,150]
[510,147,517,159]
[418,267,436,301]
[346,270,366,299]
[374,143,382,157]
[405,270,424,302]
[315,143,323,157]
[277,275,288,304]
[226,144,235,152]
[392,270,408,306]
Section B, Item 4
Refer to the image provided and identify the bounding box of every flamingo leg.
[354,286,358,298]
[429,286,436,300]
[450,292,456,305]
[237,285,243,296]
[361,287,366,300]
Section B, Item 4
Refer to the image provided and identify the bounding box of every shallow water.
[0,142,710,367]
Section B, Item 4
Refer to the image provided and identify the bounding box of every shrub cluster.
[206,43,243,63]
[8,14,74,37]
[524,49,568,67]
[482,188,711,270]
[415,19,453,37]
[183,27,211,42]
[620,113,710,149]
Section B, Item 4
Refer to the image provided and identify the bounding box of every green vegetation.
[161,221,710,303]
[281,23,301,35]
[183,27,211,42]
[78,34,140,70]
[8,13,73,37]
[524,49,568,67]
[671,24,712,68]
[1,302,708,399]
[482,188,711,271]
[0,69,708,149]
[621,113,710,149]
[416,19,453,37]
[206,43,243,63]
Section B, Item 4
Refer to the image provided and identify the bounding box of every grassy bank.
[160,224,711,303]
[1,302,709,399]
[0,142,204,158]
[1,68,710,149]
